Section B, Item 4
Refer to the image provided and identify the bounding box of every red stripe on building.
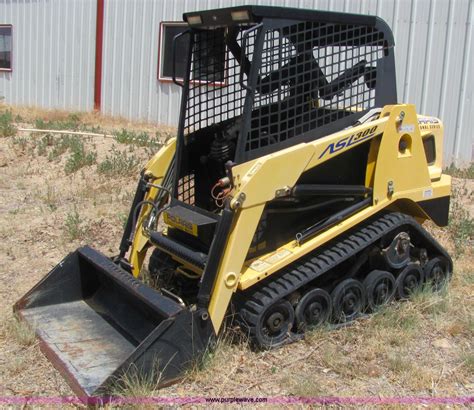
[94,0,104,111]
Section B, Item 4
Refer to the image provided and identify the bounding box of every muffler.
[14,246,214,397]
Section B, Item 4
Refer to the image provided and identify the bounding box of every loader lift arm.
[15,5,451,397]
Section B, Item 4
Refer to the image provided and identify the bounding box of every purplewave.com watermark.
[0,396,472,405]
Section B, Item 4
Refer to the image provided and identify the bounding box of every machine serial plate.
[163,211,198,236]
[248,248,292,272]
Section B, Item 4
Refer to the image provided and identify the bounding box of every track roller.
[295,288,332,332]
[255,300,295,348]
[395,263,423,299]
[331,279,366,322]
[363,270,395,311]
[236,212,453,349]
[424,256,451,291]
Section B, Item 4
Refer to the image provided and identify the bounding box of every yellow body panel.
[418,114,444,181]
[207,104,450,330]
[128,104,450,333]
[207,204,265,332]
[163,211,198,236]
[129,138,176,277]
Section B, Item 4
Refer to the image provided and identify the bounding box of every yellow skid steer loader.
[15,5,452,396]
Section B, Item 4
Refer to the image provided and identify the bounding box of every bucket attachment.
[14,246,214,397]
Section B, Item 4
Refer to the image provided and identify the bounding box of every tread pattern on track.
[236,212,452,344]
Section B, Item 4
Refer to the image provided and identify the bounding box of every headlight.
[187,15,202,25]
[231,10,250,22]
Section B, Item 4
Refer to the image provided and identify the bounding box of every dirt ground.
[0,111,472,403]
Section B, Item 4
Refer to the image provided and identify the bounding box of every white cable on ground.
[17,127,115,139]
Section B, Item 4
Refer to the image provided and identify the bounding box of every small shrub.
[444,163,474,179]
[65,207,85,240]
[409,283,449,316]
[114,129,162,148]
[187,329,248,380]
[64,137,97,174]
[41,185,58,211]
[32,134,97,172]
[0,109,17,137]
[35,113,81,131]
[448,183,474,255]
[11,135,29,151]
[386,352,413,374]
[34,113,101,133]
[118,213,128,229]
[110,363,162,398]
[35,133,55,157]
[5,317,36,347]
[47,137,70,160]
[458,350,474,374]
[97,147,140,177]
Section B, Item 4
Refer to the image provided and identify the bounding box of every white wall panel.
[0,0,96,111]
[0,0,472,164]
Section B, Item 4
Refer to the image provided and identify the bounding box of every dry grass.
[1,316,36,348]
[1,102,175,135]
[0,108,472,401]
[110,363,163,399]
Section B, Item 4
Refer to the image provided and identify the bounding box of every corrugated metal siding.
[0,0,472,164]
[0,0,96,111]
[101,0,473,164]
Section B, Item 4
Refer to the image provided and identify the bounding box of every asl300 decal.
[318,126,379,159]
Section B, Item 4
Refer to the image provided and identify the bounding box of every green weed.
[410,283,449,316]
[444,163,474,179]
[32,134,97,173]
[41,185,58,211]
[34,113,101,133]
[11,135,29,151]
[65,207,85,240]
[110,363,162,398]
[64,137,97,174]
[97,146,140,177]
[0,109,17,137]
[35,133,55,157]
[118,213,128,229]
[458,350,474,374]
[113,128,163,149]
[448,183,474,255]
[4,317,37,347]
[386,351,413,374]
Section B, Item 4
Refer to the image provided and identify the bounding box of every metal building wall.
[0,0,96,111]
[101,0,473,164]
[0,0,471,164]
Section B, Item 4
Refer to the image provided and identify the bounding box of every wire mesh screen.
[177,174,195,204]
[180,28,258,203]
[246,22,385,152]
[181,21,387,167]
[183,27,257,135]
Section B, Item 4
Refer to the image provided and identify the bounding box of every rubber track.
[236,212,452,342]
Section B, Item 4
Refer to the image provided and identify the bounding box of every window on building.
[0,25,12,71]
[158,22,190,82]
[158,22,226,85]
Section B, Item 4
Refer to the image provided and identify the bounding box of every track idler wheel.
[295,288,331,332]
[424,256,451,291]
[363,270,395,311]
[331,279,366,323]
[395,263,423,299]
[256,300,295,348]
